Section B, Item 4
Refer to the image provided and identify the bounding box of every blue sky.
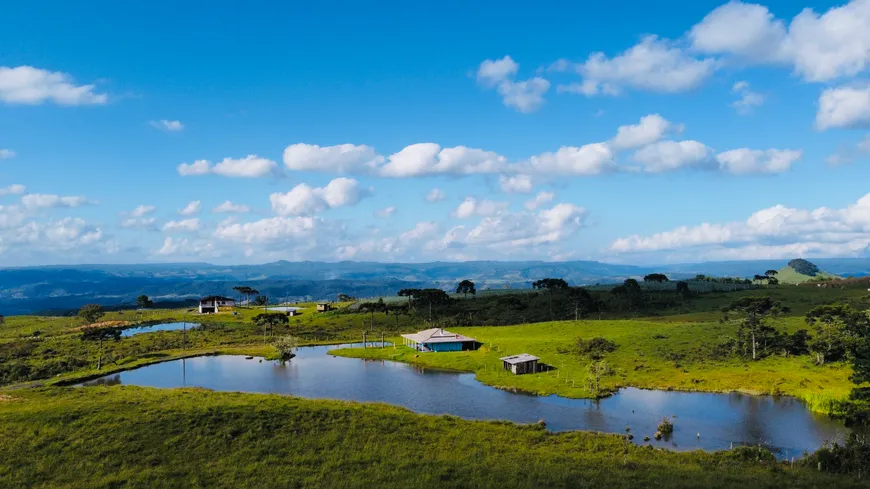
[2,0,870,266]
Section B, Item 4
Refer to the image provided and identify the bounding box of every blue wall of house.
[426,342,464,352]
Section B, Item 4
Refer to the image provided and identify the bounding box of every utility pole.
[363,330,367,349]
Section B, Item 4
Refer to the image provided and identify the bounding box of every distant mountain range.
[2,258,870,315]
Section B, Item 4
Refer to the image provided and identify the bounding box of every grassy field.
[0,386,862,489]
[333,318,858,414]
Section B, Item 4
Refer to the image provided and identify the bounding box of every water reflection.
[81,345,849,457]
[121,322,201,337]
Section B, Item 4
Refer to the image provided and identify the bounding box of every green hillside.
[774,259,842,284]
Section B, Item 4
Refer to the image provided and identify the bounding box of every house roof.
[200,295,234,302]
[500,353,539,364]
[401,328,476,344]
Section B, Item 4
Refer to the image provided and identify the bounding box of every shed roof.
[401,328,476,344]
[500,353,540,364]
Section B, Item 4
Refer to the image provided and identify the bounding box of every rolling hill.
[773,259,842,284]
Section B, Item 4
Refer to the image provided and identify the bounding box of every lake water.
[121,322,201,337]
[82,344,848,458]
[266,306,300,313]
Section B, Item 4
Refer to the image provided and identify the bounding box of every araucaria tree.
[136,295,153,308]
[532,278,568,319]
[643,273,669,283]
[804,304,866,367]
[78,304,105,325]
[456,280,476,299]
[253,312,289,342]
[722,297,788,360]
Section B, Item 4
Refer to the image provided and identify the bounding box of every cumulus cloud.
[716,148,802,174]
[20,193,93,210]
[453,197,508,219]
[270,177,370,216]
[0,149,15,159]
[631,141,713,172]
[149,120,184,131]
[120,205,157,229]
[476,56,550,112]
[611,114,675,151]
[569,36,716,95]
[426,188,446,202]
[214,216,318,244]
[155,237,215,256]
[610,191,870,260]
[177,155,279,178]
[498,174,534,193]
[375,206,396,218]
[212,201,250,213]
[524,191,555,210]
[449,203,586,251]
[0,184,25,196]
[162,218,200,233]
[283,143,382,174]
[130,205,156,217]
[179,201,200,216]
[816,85,870,130]
[731,81,765,114]
[826,133,870,165]
[0,66,107,105]
[523,143,615,175]
[379,144,508,178]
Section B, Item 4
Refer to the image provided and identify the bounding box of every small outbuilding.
[401,328,478,352]
[316,302,332,312]
[500,354,539,375]
[199,296,235,314]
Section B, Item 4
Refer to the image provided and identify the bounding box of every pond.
[266,306,301,313]
[121,322,201,337]
[82,344,848,458]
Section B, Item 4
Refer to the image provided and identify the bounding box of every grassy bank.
[332,319,858,413]
[0,386,862,489]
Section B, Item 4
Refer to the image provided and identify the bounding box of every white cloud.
[0,66,107,105]
[20,193,93,210]
[162,218,200,233]
[498,174,534,193]
[375,206,396,218]
[179,201,201,216]
[689,0,870,82]
[155,237,215,256]
[214,216,318,244]
[0,184,25,196]
[731,81,765,114]
[715,148,802,174]
[816,85,870,130]
[524,191,555,210]
[575,36,716,95]
[453,197,508,219]
[129,205,156,217]
[632,141,713,172]
[426,188,445,202]
[456,203,586,250]
[523,143,615,175]
[0,149,15,159]
[610,192,870,260]
[380,144,508,177]
[270,177,370,216]
[826,133,870,165]
[177,155,278,178]
[283,143,383,174]
[611,114,674,151]
[476,56,550,112]
[212,200,250,213]
[149,120,184,132]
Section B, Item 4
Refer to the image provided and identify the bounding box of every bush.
[657,416,674,434]
[273,336,300,361]
[803,433,870,473]
[576,337,617,359]
[726,446,777,464]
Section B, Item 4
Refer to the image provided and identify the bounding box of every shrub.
[273,336,300,361]
[657,416,674,434]
[726,446,777,465]
[576,337,617,359]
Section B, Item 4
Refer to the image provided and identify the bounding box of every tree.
[643,273,669,283]
[456,280,476,299]
[722,297,787,360]
[805,304,867,369]
[765,269,779,277]
[253,295,269,306]
[273,335,300,361]
[586,360,612,396]
[567,287,595,320]
[397,288,420,309]
[612,279,643,313]
[78,304,104,325]
[136,295,153,308]
[253,312,289,342]
[232,286,246,304]
[337,293,354,302]
[0,314,5,325]
[532,278,568,319]
[81,326,122,370]
[675,281,691,299]
[359,298,387,330]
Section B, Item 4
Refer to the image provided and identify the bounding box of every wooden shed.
[316,302,332,312]
[500,354,539,375]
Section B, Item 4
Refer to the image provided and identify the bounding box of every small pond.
[121,322,201,337]
[266,306,301,313]
[82,344,848,458]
